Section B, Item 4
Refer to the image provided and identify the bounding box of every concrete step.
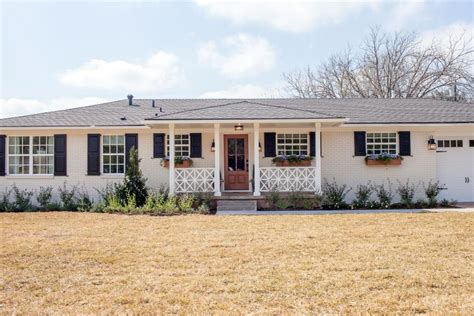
[217,200,257,212]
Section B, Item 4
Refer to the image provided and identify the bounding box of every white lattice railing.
[260,167,317,192]
[175,168,215,193]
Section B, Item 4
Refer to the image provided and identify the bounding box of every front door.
[224,134,249,190]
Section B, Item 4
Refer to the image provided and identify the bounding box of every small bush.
[178,194,194,212]
[288,191,305,208]
[397,179,417,208]
[12,185,34,211]
[302,195,323,210]
[424,180,443,207]
[266,189,280,208]
[322,179,351,209]
[352,182,373,209]
[440,198,458,208]
[374,180,393,209]
[36,186,53,210]
[58,182,78,211]
[77,190,93,212]
[0,189,13,211]
[275,199,290,210]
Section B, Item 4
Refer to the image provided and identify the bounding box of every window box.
[162,157,193,168]
[272,155,313,167]
[275,160,312,167]
[365,154,402,166]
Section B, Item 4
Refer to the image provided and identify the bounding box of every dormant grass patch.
[1,212,473,314]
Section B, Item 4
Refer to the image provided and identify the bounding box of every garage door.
[436,138,474,202]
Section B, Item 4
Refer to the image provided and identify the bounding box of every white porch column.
[315,122,322,193]
[213,123,221,196]
[253,123,261,196]
[169,123,176,195]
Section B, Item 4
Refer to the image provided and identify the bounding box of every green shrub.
[12,185,34,211]
[374,180,393,209]
[275,199,290,210]
[302,195,323,210]
[424,180,443,207]
[266,189,280,208]
[396,179,417,208]
[322,179,351,209]
[58,182,78,211]
[123,147,148,206]
[440,198,457,208]
[36,186,54,210]
[178,194,194,212]
[352,182,373,208]
[0,189,13,211]
[77,190,93,212]
[288,191,305,208]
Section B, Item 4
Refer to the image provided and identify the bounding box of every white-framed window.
[8,136,54,175]
[167,134,190,157]
[366,132,397,155]
[277,133,308,156]
[103,135,125,174]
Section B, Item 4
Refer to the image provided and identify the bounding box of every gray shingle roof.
[0,98,473,127]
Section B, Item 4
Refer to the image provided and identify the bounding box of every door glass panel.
[228,156,236,171]
[228,139,235,154]
[236,155,245,170]
[236,139,244,155]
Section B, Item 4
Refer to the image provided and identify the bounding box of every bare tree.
[284,27,474,101]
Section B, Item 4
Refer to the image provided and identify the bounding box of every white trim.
[342,123,474,127]
[5,175,55,180]
[253,123,261,196]
[169,123,176,195]
[213,123,221,196]
[315,123,322,193]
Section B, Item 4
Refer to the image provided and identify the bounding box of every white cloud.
[419,22,474,51]
[198,33,275,78]
[199,84,282,98]
[0,97,110,119]
[194,0,381,32]
[59,51,184,93]
[388,0,426,30]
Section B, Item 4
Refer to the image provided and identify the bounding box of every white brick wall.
[1,125,470,203]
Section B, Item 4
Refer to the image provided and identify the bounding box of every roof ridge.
[150,100,249,118]
[245,100,340,118]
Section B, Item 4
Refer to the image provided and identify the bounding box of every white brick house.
[1,97,473,202]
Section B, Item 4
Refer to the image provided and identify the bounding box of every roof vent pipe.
[127,94,133,106]
[152,100,155,108]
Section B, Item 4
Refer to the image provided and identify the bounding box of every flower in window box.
[161,156,193,168]
[272,155,313,167]
[365,153,403,165]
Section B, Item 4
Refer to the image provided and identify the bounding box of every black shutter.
[125,134,138,167]
[87,134,101,175]
[190,133,202,158]
[54,134,67,176]
[264,132,276,157]
[153,133,165,158]
[399,131,411,156]
[309,132,316,156]
[0,135,5,176]
[354,131,366,156]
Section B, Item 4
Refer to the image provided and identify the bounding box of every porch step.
[217,200,257,212]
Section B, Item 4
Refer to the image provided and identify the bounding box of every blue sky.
[1,0,473,117]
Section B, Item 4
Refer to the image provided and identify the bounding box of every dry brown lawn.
[1,212,473,314]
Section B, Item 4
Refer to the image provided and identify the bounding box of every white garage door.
[436,138,474,202]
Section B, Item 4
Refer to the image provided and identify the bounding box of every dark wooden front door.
[224,134,249,190]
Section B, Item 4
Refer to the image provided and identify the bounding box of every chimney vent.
[127,94,133,106]
[152,100,155,108]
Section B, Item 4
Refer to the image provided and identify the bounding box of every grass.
[1,212,473,314]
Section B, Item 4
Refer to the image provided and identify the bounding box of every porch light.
[234,123,244,131]
[211,139,215,152]
[258,142,262,152]
[428,136,437,150]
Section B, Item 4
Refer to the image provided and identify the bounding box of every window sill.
[100,174,124,179]
[6,175,55,179]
